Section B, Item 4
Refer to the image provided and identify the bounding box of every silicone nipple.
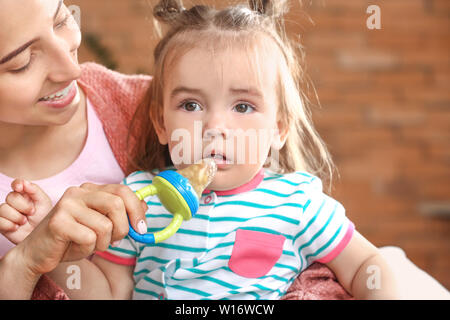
[176,159,217,198]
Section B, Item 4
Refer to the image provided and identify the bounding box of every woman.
[0,0,149,298]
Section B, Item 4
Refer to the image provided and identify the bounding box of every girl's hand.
[0,179,52,244]
[15,183,148,276]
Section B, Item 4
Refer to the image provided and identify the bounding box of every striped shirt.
[97,169,354,300]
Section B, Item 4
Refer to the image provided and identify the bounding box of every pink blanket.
[31,263,353,300]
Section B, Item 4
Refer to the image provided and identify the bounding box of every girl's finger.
[11,179,25,193]
[0,217,19,233]
[5,192,35,216]
[23,180,51,205]
[0,203,27,225]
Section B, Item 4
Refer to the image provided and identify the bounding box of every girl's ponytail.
[248,0,289,18]
[153,0,185,24]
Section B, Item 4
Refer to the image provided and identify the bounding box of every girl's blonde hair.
[129,0,336,190]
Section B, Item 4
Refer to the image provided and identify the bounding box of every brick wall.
[69,0,450,290]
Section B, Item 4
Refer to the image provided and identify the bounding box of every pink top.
[0,99,125,256]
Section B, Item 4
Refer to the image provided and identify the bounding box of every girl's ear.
[272,120,289,150]
[150,109,169,145]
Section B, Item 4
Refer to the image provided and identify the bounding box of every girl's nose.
[203,111,230,140]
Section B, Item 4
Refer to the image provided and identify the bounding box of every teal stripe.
[274,262,299,273]
[108,246,137,257]
[171,285,211,297]
[128,171,146,178]
[145,213,171,219]
[252,283,284,296]
[283,250,295,257]
[134,287,160,299]
[152,242,206,253]
[239,226,293,240]
[215,200,304,210]
[277,179,311,186]
[143,276,165,288]
[137,255,171,265]
[252,188,305,198]
[145,201,162,206]
[227,289,261,299]
[145,227,229,238]
[128,180,153,186]
[306,223,344,261]
[299,203,338,270]
[205,213,299,225]
[263,176,282,181]
[191,276,240,290]
[293,199,326,242]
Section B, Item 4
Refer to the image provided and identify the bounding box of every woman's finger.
[81,183,148,236]
[78,189,130,243]
[70,205,114,252]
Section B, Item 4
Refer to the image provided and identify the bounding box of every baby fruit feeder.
[128,159,217,244]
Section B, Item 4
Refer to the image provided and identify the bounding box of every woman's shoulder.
[80,62,151,86]
[78,62,152,116]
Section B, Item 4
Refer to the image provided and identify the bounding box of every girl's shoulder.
[123,167,176,192]
[262,169,323,191]
[122,170,157,193]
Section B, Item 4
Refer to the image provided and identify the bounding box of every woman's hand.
[0,179,52,245]
[15,183,148,277]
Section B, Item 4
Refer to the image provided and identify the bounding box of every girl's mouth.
[206,152,233,167]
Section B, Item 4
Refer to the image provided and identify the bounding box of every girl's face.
[0,0,82,127]
[156,43,288,191]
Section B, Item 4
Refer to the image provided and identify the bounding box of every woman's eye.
[55,14,69,29]
[182,102,202,112]
[10,55,34,74]
[234,103,254,114]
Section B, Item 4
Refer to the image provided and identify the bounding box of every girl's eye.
[233,103,255,114]
[181,101,202,112]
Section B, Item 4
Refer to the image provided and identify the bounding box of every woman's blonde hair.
[129,0,336,190]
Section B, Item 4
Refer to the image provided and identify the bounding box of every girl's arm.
[47,257,134,300]
[326,231,399,299]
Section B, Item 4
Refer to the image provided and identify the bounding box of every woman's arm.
[326,231,399,299]
[0,183,146,299]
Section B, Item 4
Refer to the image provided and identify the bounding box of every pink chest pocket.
[228,229,286,278]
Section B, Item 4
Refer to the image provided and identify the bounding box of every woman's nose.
[45,32,82,83]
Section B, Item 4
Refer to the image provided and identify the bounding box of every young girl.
[1,0,399,299]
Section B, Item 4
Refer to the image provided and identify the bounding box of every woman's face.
[0,0,82,126]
